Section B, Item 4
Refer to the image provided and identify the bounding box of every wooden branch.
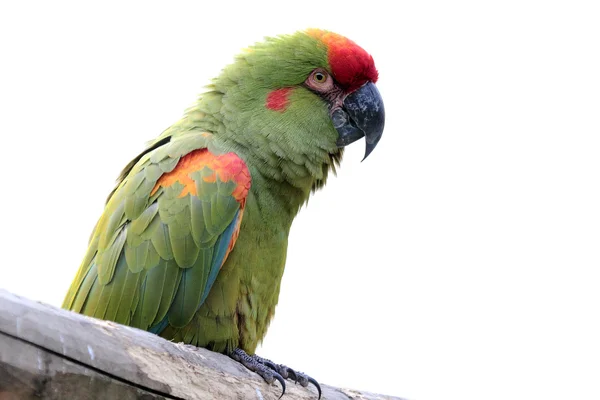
[0,290,403,400]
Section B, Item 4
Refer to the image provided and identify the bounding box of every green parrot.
[63,28,384,397]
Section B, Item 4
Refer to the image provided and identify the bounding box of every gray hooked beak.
[332,82,385,160]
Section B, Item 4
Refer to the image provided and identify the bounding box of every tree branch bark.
[0,290,403,400]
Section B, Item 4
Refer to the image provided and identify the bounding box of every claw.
[229,348,320,399]
[229,348,286,397]
[286,368,298,383]
[273,370,286,399]
[264,360,279,373]
[308,375,322,399]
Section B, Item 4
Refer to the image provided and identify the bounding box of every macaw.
[63,29,384,397]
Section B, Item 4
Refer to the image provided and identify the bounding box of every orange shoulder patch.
[151,149,251,203]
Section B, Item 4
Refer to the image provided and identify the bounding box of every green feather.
[97,227,126,285]
[144,242,161,270]
[102,252,129,321]
[130,279,146,329]
[189,196,218,247]
[132,261,165,329]
[170,231,200,268]
[68,262,98,312]
[158,156,179,172]
[129,203,159,237]
[144,163,163,181]
[183,324,197,344]
[125,185,150,220]
[114,268,146,324]
[124,170,145,195]
[84,273,110,320]
[99,202,125,250]
[151,259,182,327]
[150,220,173,260]
[168,255,208,328]
[124,240,149,273]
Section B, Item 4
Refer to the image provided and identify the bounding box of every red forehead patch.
[308,29,378,93]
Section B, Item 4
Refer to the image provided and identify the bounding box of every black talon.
[263,360,277,370]
[274,371,286,399]
[308,375,322,399]
[286,368,298,383]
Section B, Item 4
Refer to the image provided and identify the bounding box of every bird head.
[192,29,384,190]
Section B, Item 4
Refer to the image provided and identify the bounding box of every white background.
[1,1,599,399]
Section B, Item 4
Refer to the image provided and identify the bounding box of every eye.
[305,68,334,92]
[313,71,327,83]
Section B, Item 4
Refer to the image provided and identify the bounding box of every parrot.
[63,28,384,397]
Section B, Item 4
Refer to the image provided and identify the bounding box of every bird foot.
[230,348,321,399]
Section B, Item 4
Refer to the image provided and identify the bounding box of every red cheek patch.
[266,87,292,111]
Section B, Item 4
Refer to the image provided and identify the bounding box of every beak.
[332,82,385,160]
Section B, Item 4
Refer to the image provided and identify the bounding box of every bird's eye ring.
[311,69,329,84]
[314,72,327,83]
[305,68,334,92]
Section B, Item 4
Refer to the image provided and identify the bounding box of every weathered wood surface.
[0,290,402,400]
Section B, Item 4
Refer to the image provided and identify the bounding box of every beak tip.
[361,137,380,161]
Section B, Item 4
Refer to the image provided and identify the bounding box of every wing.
[63,131,251,333]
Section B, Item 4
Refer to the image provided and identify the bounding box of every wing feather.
[97,227,126,285]
[63,132,251,338]
[69,262,98,312]
[151,259,182,328]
